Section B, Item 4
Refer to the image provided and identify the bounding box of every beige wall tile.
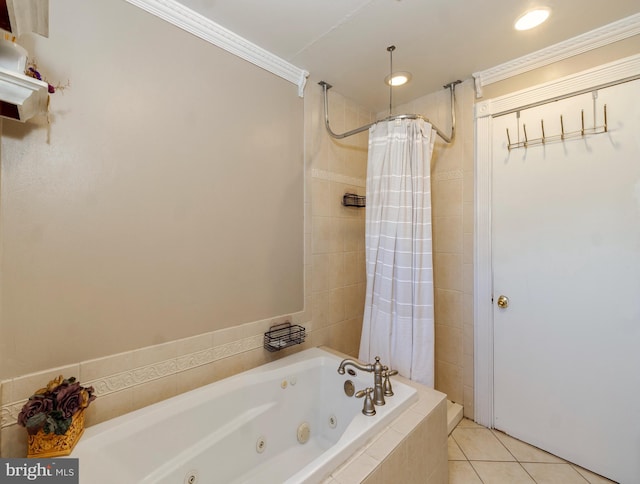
[211,352,246,382]
[343,251,360,286]
[329,288,346,325]
[312,216,333,254]
[343,284,364,320]
[174,333,213,357]
[328,253,345,290]
[435,360,463,404]
[435,324,463,366]
[434,288,463,328]
[329,217,346,254]
[463,354,474,388]
[463,263,474,294]
[84,388,134,427]
[312,178,332,216]
[463,233,474,264]
[80,352,135,383]
[463,385,475,420]
[10,364,81,402]
[433,216,463,254]
[313,254,330,292]
[174,361,217,395]
[343,219,361,252]
[365,427,405,461]
[1,423,27,458]
[427,462,448,484]
[434,253,463,291]
[131,375,178,412]
[130,341,179,370]
[1,380,12,406]
[312,291,330,330]
[432,179,463,217]
[333,452,379,484]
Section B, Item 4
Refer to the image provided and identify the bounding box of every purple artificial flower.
[17,397,53,428]
[55,382,84,419]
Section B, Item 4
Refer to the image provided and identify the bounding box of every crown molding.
[475,53,640,118]
[125,0,309,97]
[473,13,640,97]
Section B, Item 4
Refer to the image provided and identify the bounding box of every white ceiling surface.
[178,0,639,111]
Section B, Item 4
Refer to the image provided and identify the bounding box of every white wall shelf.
[0,67,48,122]
[0,0,49,121]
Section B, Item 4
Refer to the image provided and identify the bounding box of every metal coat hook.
[506,103,610,151]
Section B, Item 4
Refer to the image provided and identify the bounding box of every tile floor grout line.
[518,461,540,484]
[451,419,616,484]
[489,427,521,462]
[449,432,486,484]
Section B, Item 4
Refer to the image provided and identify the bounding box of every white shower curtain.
[359,118,436,387]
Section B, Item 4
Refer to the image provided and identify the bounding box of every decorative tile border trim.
[311,168,461,185]
[311,169,366,188]
[1,324,296,428]
[1,402,24,430]
[432,169,463,182]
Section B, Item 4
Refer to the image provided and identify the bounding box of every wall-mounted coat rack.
[507,104,608,151]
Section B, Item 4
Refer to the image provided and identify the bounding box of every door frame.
[473,53,640,428]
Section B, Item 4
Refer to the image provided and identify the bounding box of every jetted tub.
[70,347,418,483]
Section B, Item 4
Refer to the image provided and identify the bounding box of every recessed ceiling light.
[514,8,551,31]
[384,71,412,86]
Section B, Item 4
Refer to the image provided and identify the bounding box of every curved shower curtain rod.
[318,79,462,143]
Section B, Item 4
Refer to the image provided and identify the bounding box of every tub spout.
[337,358,373,374]
[337,356,386,406]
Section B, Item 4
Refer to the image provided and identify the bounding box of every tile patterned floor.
[449,419,617,484]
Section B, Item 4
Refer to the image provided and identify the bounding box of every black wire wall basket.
[264,322,306,352]
[342,193,366,208]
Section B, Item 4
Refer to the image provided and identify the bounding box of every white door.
[492,79,640,484]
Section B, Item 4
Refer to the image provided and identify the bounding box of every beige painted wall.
[0,57,370,462]
[0,0,304,380]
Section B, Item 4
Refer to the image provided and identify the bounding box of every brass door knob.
[497,295,509,308]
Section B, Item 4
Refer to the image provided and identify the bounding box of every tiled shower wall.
[0,83,371,458]
[393,79,475,419]
[305,79,371,357]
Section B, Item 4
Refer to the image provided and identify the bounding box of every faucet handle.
[355,387,376,416]
[382,369,399,397]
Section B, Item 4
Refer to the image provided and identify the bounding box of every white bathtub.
[70,347,418,484]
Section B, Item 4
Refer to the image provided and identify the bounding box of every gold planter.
[27,409,85,458]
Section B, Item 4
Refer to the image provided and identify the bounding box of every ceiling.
[176,0,639,111]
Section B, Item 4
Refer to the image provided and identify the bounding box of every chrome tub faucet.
[337,356,386,406]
